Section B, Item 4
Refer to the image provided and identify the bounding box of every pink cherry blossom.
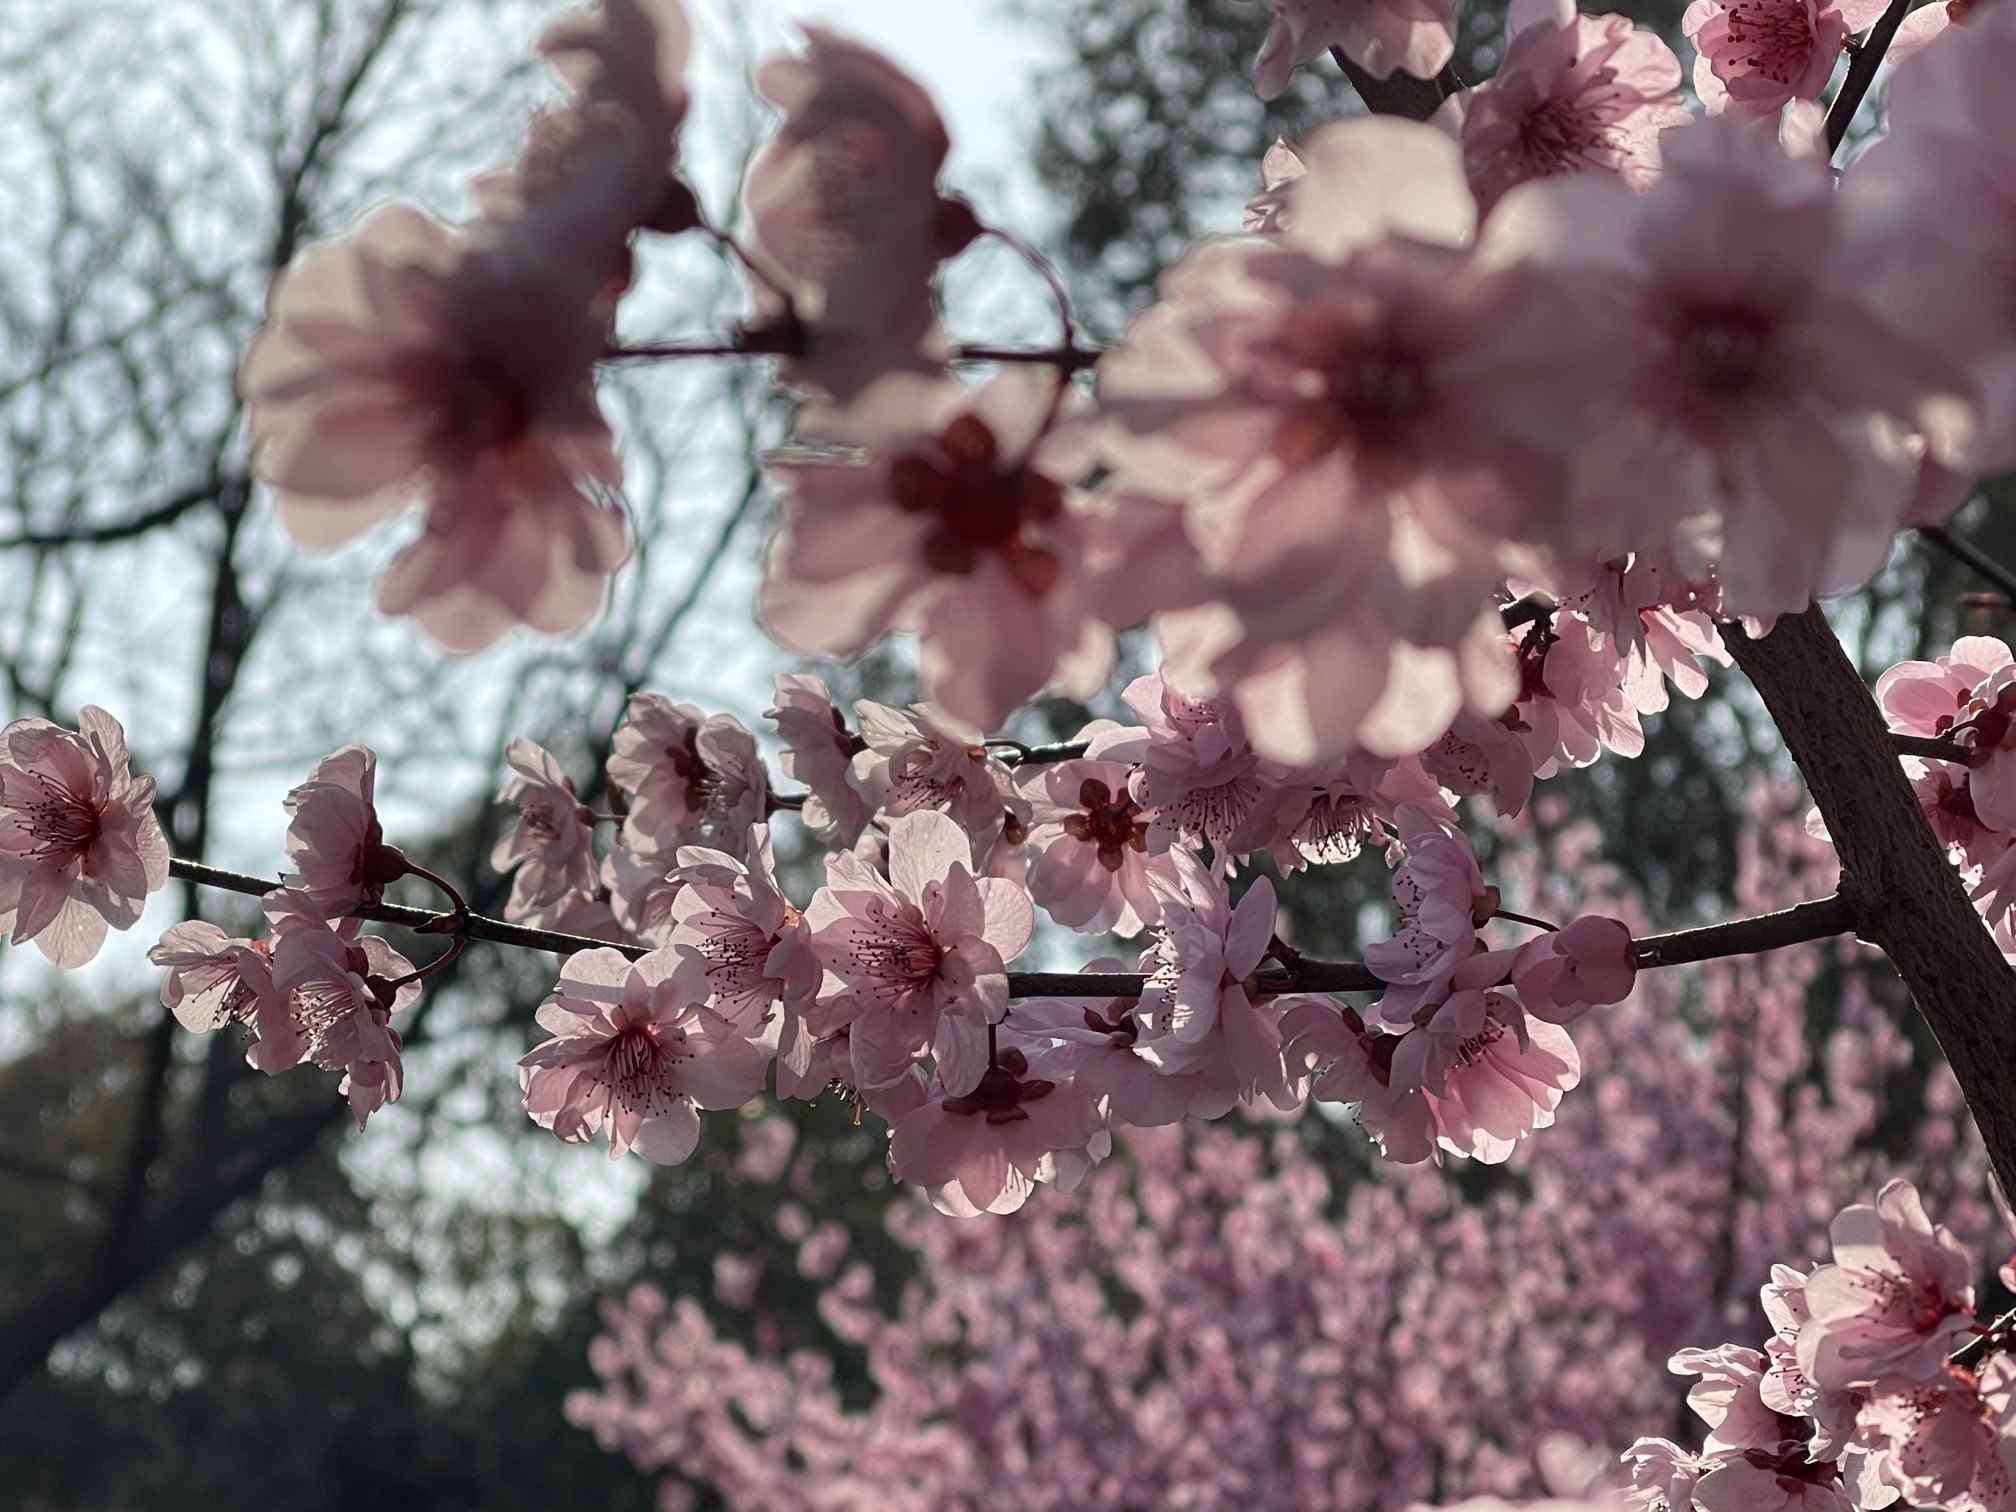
[762,370,1136,730]
[606,695,768,859]
[1283,996,1437,1162]
[1249,0,1458,99]
[742,27,979,400]
[1681,0,1885,117]
[1433,0,1690,214]
[1513,915,1637,1025]
[1688,1455,1850,1512]
[247,908,419,1130]
[804,809,1033,1096]
[1853,1359,2016,1511]
[1956,674,2016,839]
[1262,749,1443,873]
[0,705,169,967]
[1017,731,1171,938]
[1669,1345,1791,1456]
[1797,1179,1977,1392]
[1005,983,1238,1130]
[1758,1265,1863,1458]
[478,0,697,294]
[1876,637,2012,738]
[519,945,771,1163]
[1387,972,1582,1163]
[1242,138,1307,235]
[1365,803,1494,994]
[148,921,266,1034]
[1620,1437,1708,1512]
[281,745,406,919]
[239,203,631,650]
[1422,710,1540,818]
[668,825,819,1047]
[1094,674,1280,857]
[492,739,600,920]
[1134,852,1293,1106]
[765,672,871,845]
[602,845,684,946]
[1102,119,1615,762]
[1505,613,1649,775]
[886,1050,1100,1217]
[847,701,1019,860]
[1483,117,1968,619]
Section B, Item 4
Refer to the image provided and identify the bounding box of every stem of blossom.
[1952,1305,2016,1367]
[1326,46,1463,122]
[1493,908,1560,933]
[382,934,464,990]
[398,858,469,936]
[165,858,1857,991]
[605,336,1100,372]
[1500,595,1555,631]
[767,791,806,814]
[1822,0,1913,155]
[166,859,611,959]
[1921,524,2016,606]
[696,219,798,321]
[1892,733,1971,762]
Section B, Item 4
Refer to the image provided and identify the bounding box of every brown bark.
[1727,608,2016,1195]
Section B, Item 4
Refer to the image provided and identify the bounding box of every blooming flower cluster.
[146,743,430,1128]
[231,0,2016,778]
[561,798,2001,1507]
[1624,1180,2016,1512]
[471,658,1672,1199]
[1876,638,2016,936]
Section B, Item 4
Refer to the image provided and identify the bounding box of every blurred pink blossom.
[1250,0,1458,99]
[762,370,1133,729]
[743,27,979,400]
[240,204,631,649]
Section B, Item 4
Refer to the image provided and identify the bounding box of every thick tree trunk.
[1728,608,2016,1195]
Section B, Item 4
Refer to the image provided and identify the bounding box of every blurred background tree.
[3,0,2013,1507]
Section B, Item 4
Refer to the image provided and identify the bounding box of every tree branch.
[1329,47,1462,123]
[167,855,1855,994]
[0,475,226,551]
[1825,0,1913,155]
[1921,523,2016,606]
[1725,609,2016,1200]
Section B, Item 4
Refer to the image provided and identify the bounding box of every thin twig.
[165,857,1859,994]
[1824,0,1913,155]
[1893,733,1970,763]
[1922,524,2016,606]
